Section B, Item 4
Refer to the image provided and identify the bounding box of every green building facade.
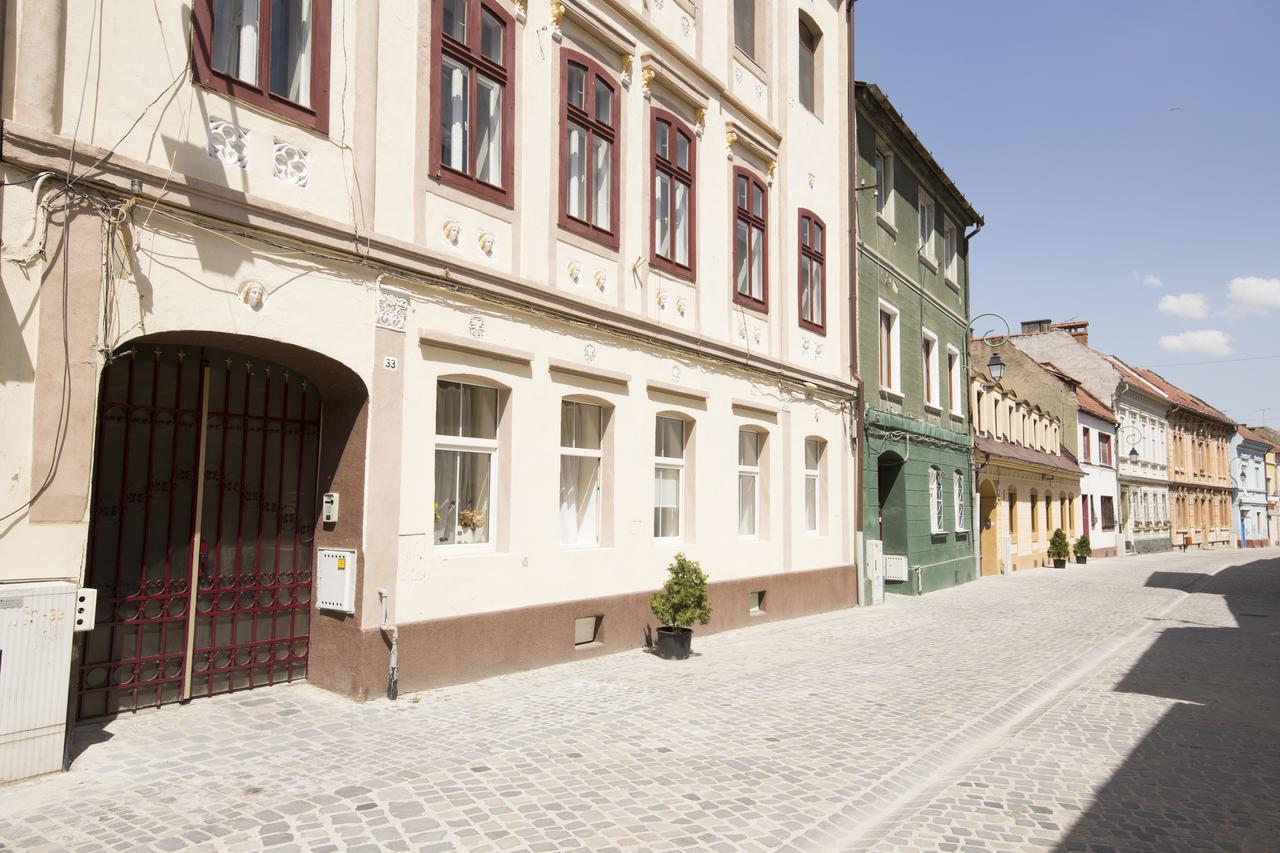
[855,83,983,596]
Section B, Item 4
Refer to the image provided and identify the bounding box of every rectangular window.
[560,54,618,245]
[954,471,967,531]
[798,211,826,332]
[654,416,685,540]
[651,112,696,279]
[947,346,962,415]
[748,590,765,614]
[944,219,958,281]
[194,0,331,132]
[1101,495,1116,530]
[734,169,768,310]
[560,401,603,546]
[918,194,934,260]
[738,430,761,537]
[930,468,944,534]
[1099,433,1113,466]
[804,438,822,533]
[432,0,514,204]
[434,381,499,546]
[874,149,894,223]
[921,330,939,408]
[1082,427,1091,463]
[734,0,757,60]
[878,304,899,392]
[1031,492,1039,533]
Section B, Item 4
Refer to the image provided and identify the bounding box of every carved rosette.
[376,291,409,332]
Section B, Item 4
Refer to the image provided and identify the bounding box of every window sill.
[880,387,904,402]
[431,165,514,210]
[919,252,939,273]
[876,214,898,239]
[434,543,498,556]
[733,293,770,315]
[655,537,685,546]
[558,217,621,253]
[945,275,960,291]
[733,46,769,82]
[950,410,965,421]
[650,255,697,284]
[924,402,943,415]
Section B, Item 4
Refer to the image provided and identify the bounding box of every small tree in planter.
[1047,528,1070,568]
[1073,534,1092,564]
[650,553,712,660]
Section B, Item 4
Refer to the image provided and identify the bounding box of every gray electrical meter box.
[316,548,357,613]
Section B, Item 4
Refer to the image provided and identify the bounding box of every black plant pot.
[655,626,693,660]
[1076,556,1088,564]
[1053,558,1067,569]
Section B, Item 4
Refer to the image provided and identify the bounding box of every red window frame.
[798,209,826,334]
[1082,427,1091,463]
[650,108,697,281]
[1099,433,1113,466]
[732,166,769,312]
[429,0,516,207]
[191,0,333,134]
[558,51,620,248]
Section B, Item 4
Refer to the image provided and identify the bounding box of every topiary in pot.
[650,553,712,660]
[1073,534,1092,564]
[1047,528,1070,568]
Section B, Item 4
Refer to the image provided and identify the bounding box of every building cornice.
[1,122,857,400]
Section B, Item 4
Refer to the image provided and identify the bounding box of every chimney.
[1020,319,1053,334]
[1053,320,1089,346]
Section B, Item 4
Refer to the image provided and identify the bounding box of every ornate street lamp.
[1116,424,1143,463]
[968,312,1010,383]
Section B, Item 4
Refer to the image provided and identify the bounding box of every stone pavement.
[2,548,1277,852]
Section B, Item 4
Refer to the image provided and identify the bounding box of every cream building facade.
[0,0,858,769]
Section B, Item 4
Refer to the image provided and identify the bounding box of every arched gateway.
[78,343,327,717]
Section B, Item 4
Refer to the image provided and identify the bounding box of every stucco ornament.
[468,316,486,339]
[738,323,747,340]
[641,67,656,100]
[693,107,706,138]
[442,220,462,245]
[815,342,823,357]
[767,160,777,186]
[675,296,687,316]
[734,67,743,84]
[802,338,811,356]
[513,0,527,23]
[272,140,310,188]
[670,364,681,382]
[808,172,816,189]
[593,270,607,291]
[583,343,598,363]
[725,129,738,159]
[753,329,762,345]
[567,261,582,282]
[208,118,249,168]
[619,55,632,87]
[376,290,409,332]
[238,280,268,312]
[478,231,496,256]
[656,290,668,309]
[680,16,690,35]
[549,1,565,40]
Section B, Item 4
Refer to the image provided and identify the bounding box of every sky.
[855,0,1280,426]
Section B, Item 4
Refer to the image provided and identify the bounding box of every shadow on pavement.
[1057,559,1280,851]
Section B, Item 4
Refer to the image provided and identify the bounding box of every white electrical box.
[321,492,340,524]
[316,548,357,613]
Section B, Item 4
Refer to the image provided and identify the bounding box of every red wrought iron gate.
[78,346,321,718]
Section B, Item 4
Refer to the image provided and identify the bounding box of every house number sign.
[382,356,399,371]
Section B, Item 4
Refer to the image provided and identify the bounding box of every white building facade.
[1077,395,1120,557]
[0,0,858,778]
[1233,428,1270,547]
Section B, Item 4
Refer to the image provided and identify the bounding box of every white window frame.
[874,147,895,231]
[560,400,603,548]
[878,299,901,395]
[804,438,822,534]
[929,466,945,534]
[954,470,967,532]
[943,218,958,284]
[434,380,500,552]
[921,327,940,410]
[654,416,685,542]
[918,192,935,263]
[738,429,762,540]
[946,345,962,417]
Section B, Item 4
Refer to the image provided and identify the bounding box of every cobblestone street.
[2,548,1278,852]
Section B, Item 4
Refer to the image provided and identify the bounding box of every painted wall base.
[310,564,856,700]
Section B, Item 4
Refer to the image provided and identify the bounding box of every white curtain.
[441,59,468,172]
[673,181,688,265]
[476,76,502,186]
[560,456,600,545]
[212,0,259,84]
[654,174,671,258]
[591,137,611,229]
[738,473,757,536]
[566,125,586,220]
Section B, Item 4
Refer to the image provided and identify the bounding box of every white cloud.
[1226,276,1280,314]
[1134,271,1163,287]
[1157,329,1233,357]
[1157,293,1209,320]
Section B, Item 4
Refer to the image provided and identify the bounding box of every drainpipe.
[846,0,865,606]
[378,589,398,700]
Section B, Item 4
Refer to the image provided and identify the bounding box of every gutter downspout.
[847,0,864,607]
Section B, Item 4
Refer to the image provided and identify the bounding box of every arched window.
[929,467,945,533]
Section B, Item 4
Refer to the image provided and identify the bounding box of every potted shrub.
[1047,528,1070,569]
[1073,534,1092,565]
[650,553,712,660]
